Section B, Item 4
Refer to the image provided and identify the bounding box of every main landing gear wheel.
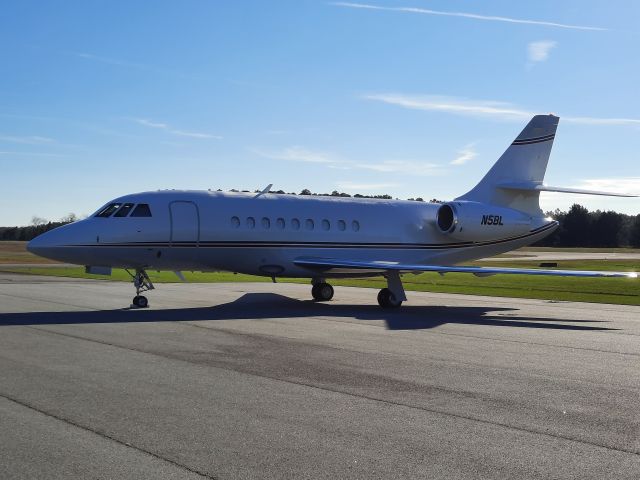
[312,282,334,301]
[377,288,402,309]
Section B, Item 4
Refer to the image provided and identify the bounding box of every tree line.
[535,204,640,248]
[0,214,78,242]
[2,200,639,248]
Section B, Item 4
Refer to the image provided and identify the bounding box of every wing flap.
[294,257,637,278]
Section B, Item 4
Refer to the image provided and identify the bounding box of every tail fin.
[456,114,559,216]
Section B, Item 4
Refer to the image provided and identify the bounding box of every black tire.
[312,282,334,301]
[133,295,148,308]
[377,288,402,308]
[311,284,320,300]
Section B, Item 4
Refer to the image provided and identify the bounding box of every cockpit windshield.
[94,202,152,218]
[95,203,122,218]
[113,203,135,217]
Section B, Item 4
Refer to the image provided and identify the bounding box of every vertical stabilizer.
[456,114,559,215]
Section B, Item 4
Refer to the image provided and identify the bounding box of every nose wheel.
[132,295,148,308]
[126,268,154,308]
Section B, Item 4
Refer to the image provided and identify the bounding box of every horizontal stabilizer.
[294,257,637,278]
[498,182,637,197]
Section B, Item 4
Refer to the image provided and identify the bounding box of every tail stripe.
[512,134,556,145]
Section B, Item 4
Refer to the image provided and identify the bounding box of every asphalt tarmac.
[0,273,638,479]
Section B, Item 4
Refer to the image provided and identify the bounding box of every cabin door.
[169,201,200,245]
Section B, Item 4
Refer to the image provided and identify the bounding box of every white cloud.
[133,118,222,139]
[332,2,606,31]
[571,178,640,195]
[253,147,446,176]
[0,135,55,144]
[364,94,532,121]
[135,119,168,129]
[335,181,399,190]
[540,179,640,214]
[528,40,557,64]
[562,116,640,126]
[451,144,477,165]
[364,93,640,126]
[170,130,221,139]
[252,146,343,164]
[356,159,446,176]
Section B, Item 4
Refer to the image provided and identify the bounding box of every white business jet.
[28,115,637,308]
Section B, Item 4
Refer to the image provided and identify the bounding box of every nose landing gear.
[133,295,148,308]
[126,269,155,308]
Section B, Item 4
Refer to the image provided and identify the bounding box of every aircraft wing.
[294,258,638,278]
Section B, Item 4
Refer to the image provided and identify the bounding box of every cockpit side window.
[95,203,122,218]
[130,203,152,217]
[113,203,135,217]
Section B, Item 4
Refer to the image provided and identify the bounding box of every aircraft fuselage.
[28,190,556,278]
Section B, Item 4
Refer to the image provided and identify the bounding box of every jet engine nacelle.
[436,201,531,242]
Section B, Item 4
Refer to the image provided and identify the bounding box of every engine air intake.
[435,201,532,241]
[436,204,457,233]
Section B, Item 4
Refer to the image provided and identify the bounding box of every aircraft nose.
[26,220,96,265]
[27,231,56,256]
[27,225,75,262]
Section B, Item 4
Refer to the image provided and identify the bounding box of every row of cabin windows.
[95,203,152,218]
[231,216,360,232]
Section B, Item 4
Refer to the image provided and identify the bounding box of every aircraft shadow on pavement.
[0,293,616,331]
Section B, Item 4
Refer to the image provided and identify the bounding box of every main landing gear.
[310,272,408,308]
[126,268,155,308]
[311,279,334,301]
[377,271,407,309]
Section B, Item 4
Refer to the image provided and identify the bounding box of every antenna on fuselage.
[254,183,273,198]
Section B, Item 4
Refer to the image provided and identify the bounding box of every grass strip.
[2,261,638,306]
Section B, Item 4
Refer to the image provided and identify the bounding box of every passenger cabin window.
[305,219,314,230]
[95,203,122,218]
[337,220,346,231]
[231,216,240,228]
[262,217,270,229]
[247,217,255,229]
[130,204,152,217]
[113,203,135,217]
[321,219,330,231]
[276,218,285,229]
[291,218,300,230]
[352,220,360,232]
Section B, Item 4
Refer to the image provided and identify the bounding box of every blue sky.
[1,0,639,226]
